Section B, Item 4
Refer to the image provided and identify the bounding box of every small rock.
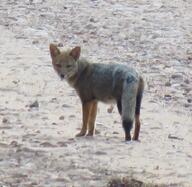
[40,142,56,147]
[113,120,119,124]
[29,101,39,108]
[69,115,75,118]
[59,115,65,120]
[187,56,192,61]
[168,134,183,140]
[184,103,191,108]
[184,79,190,84]
[164,94,172,101]
[112,131,119,134]
[95,151,107,155]
[31,182,38,185]
[68,138,75,141]
[171,74,182,79]
[57,141,67,147]
[2,118,8,124]
[187,98,192,103]
[42,116,48,120]
[12,173,28,178]
[154,165,159,170]
[184,87,191,93]
[10,141,18,147]
[50,98,57,102]
[54,177,70,182]
[90,18,96,23]
[165,81,171,87]
[58,43,63,47]
[32,40,39,44]
[12,80,19,84]
[62,104,71,108]
[83,40,88,43]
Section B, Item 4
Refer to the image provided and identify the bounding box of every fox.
[49,44,144,141]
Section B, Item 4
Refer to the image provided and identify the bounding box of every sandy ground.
[0,0,192,186]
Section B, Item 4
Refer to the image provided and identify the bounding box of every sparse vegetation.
[107,177,178,187]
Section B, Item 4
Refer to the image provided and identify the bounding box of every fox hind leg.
[133,114,140,141]
[133,77,144,140]
[133,94,142,140]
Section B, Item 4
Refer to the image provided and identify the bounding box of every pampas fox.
[49,44,144,141]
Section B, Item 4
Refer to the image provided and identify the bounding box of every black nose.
[60,74,65,79]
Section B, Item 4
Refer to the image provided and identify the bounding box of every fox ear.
[49,44,60,59]
[70,46,81,61]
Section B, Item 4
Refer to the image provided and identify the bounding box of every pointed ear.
[49,44,60,59]
[69,46,81,61]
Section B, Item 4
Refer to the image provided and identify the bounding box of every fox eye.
[66,65,72,68]
[55,64,62,68]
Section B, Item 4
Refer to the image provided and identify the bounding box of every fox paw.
[75,132,86,137]
[132,136,139,141]
[86,132,94,136]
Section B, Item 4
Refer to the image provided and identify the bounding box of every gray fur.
[50,44,144,141]
[73,61,140,105]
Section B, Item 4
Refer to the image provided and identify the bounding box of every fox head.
[49,44,80,80]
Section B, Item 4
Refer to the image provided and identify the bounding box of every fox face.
[49,44,80,80]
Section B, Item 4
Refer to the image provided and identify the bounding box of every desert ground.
[0,0,192,186]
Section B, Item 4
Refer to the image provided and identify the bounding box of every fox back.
[71,62,140,104]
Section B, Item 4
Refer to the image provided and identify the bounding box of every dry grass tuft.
[107,177,179,187]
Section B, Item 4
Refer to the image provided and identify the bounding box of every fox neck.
[67,58,89,87]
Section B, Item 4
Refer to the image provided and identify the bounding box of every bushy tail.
[135,77,144,115]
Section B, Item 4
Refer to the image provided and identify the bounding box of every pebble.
[32,40,39,44]
[10,140,18,147]
[164,94,172,101]
[171,74,183,80]
[2,118,8,124]
[29,101,39,108]
[59,115,65,120]
[58,43,63,47]
[165,81,171,87]
[187,98,192,103]
[112,131,119,134]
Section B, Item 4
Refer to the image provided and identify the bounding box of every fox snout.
[60,74,65,79]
